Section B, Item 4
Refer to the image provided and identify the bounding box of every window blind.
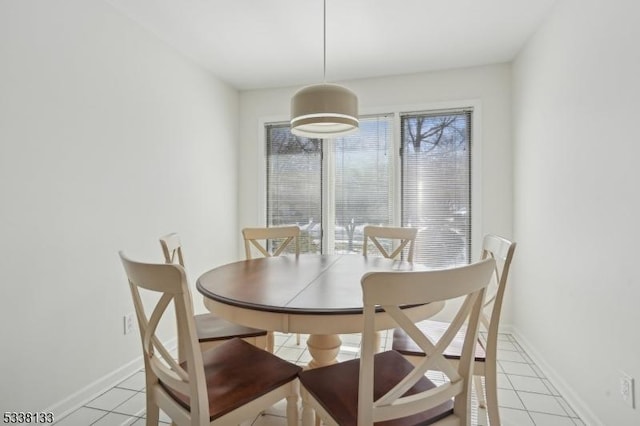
[333,115,393,254]
[401,110,472,268]
[266,124,322,253]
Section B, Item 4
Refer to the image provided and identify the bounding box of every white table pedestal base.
[306,334,341,369]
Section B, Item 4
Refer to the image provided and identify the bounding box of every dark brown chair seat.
[393,320,486,362]
[298,350,453,426]
[162,338,301,421]
[194,313,267,342]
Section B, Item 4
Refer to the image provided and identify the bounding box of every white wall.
[0,0,239,414]
[238,64,514,263]
[512,0,640,424]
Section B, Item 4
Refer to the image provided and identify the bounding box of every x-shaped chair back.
[242,226,300,260]
[362,225,418,262]
[356,258,495,424]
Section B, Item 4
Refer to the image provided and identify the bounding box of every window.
[265,108,472,267]
[333,115,393,254]
[265,124,322,253]
[401,110,471,267]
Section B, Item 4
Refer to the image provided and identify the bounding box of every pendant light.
[290,0,359,138]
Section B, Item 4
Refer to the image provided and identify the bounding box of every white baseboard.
[46,338,176,421]
[501,325,603,426]
[45,355,144,421]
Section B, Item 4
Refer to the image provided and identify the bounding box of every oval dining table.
[196,253,444,368]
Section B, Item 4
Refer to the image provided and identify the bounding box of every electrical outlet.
[620,373,635,409]
[123,313,135,335]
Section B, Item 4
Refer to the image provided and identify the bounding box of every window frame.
[257,100,483,260]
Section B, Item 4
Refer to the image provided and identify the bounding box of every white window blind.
[401,109,472,268]
[334,115,393,254]
[265,124,322,253]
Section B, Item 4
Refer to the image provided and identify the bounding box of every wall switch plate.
[620,373,635,409]
[123,313,135,335]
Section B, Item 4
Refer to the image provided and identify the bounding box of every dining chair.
[159,233,268,356]
[362,225,419,262]
[242,225,300,259]
[119,252,301,426]
[242,225,302,346]
[392,234,517,426]
[298,258,495,426]
[361,225,420,352]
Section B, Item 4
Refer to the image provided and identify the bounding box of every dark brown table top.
[196,254,428,315]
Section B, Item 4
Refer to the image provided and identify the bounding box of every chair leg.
[286,393,299,426]
[484,368,501,425]
[253,334,268,352]
[375,331,382,352]
[296,333,301,345]
[266,331,275,353]
[301,401,315,426]
[474,375,487,409]
[145,395,159,426]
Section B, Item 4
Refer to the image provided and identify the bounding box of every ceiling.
[104,0,558,91]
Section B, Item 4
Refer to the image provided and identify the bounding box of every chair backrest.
[119,252,210,424]
[242,226,300,259]
[159,233,197,360]
[358,258,495,424]
[159,233,195,311]
[159,232,185,267]
[478,234,517,355]
[362,225,418,262]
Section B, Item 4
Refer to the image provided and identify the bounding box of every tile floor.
[54,331,585,426]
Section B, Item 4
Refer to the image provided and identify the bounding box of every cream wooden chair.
[119,252,301,426]
[242,225,301,346]
[298,258,495,426]
[242,225,300,259]
[362,225,419,262]
[159,233,268,355]
[392,234,516,426]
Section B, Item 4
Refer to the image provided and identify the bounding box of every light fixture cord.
[323,0,326,82]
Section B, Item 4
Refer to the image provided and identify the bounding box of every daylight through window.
[265,108,471,267]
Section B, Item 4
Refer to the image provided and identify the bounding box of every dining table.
[196,253,444,368]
